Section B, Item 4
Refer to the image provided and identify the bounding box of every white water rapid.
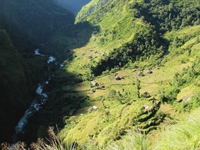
[14,85,48,135]
[13,49,63,140]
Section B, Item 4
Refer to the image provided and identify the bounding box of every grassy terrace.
[55,23,200,148]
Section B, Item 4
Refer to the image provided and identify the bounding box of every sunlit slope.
[28,0,200,148]
[75,0,114,23]
[56,23,200,148]
[151,107,200,150]
[75,0,146,48]
[64,0,165,76]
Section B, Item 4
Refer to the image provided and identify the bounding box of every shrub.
[108,89,117,98]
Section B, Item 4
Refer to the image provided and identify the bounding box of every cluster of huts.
[114,73,126,80]
[114,69,153,81]
[81,48,105,60]
[137,69,153,76]
[90,80,105,94]
[115,74,126,80]
[142,100,160,112]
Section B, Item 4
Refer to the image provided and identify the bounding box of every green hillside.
[15,0,200,149]
[1,0,200,149]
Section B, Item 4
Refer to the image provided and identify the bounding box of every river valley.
[12,49,62,143]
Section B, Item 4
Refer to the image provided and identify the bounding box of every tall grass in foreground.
[30,126,76,150]
[104,132,148,150]
[1,126,76,150]
[2,108,200,150]
[152,109,200,150]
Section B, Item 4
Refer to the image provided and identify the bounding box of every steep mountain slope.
[0,0,75,144]
[75,0,112,22]
[1,0,200,149]
[0,0,74,45]
[51,0,90,15]
[0,30,35,143]
[39,0,200,148]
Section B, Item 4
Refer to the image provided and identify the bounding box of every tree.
[136,79,141,98]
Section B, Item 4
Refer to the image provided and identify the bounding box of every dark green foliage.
[40,22,100,62]
[0,0,74,44]
[89,0,200,75]
[0,0,74,76]
[157,58,200,104]
[0,30,35,143]
[133,107,166,134]
[91,27,167,75]
[135,0,200,32]
[15,69,89,144]
[141,92,151,98]
[0,0,75,143]
[108,89,117,98]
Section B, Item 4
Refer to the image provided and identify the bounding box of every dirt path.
[120,105,130,117]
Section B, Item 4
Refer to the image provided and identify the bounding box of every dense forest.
[1,0,200,149]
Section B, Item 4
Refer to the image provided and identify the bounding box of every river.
[12,49,63,142]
